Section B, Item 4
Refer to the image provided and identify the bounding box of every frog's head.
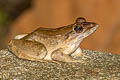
[65,17,98,41]
[73,17,98,38]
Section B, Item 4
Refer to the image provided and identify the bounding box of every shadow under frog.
[8,17,98,63]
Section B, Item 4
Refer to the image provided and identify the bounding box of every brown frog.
[8,17,98,62]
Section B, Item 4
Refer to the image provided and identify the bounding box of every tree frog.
[8,17,98,62]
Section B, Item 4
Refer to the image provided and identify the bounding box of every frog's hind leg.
[51,48,83,63]
[8,39,47,62]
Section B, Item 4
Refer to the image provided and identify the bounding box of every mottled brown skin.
[8,17,98,62]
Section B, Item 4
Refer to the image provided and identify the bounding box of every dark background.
[0,0,120,54]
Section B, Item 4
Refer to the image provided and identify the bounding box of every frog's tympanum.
[8,17,98,62]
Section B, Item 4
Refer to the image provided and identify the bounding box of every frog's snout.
[90,22,98,28]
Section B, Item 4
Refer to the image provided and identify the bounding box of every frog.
[8,17,98,63]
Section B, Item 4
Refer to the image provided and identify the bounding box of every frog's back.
[22,24,73,41]
[31,24,73,36]
[22,24,73,49]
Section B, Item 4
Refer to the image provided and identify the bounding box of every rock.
[0,49,120,79]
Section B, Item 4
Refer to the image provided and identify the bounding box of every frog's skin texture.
[8,17,98,62]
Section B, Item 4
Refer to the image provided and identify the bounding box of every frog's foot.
[51,48,84,63]
[17,54,47,63]
[73,52,90,59]
[14,53,60,64]
[71,48,90,59]
[21,56,60,64]
[44,60,62,64]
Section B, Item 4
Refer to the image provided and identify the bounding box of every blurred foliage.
[0,0,32,49]
[0,0,32,20]
[0,9,10,26]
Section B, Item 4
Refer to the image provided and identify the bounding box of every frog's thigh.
[51,48,80,62]
[8,39,47,61]
[14,34,28,39]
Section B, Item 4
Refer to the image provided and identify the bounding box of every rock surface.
[0,49,120,80]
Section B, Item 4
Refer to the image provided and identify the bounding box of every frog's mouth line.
[83,25,98,38]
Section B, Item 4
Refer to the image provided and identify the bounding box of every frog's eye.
[74,25,83,33]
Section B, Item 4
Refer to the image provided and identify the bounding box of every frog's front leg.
[8,39,47,62]
[51,48,82,62]
[71,47,90,58]
[71,47,82,57]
